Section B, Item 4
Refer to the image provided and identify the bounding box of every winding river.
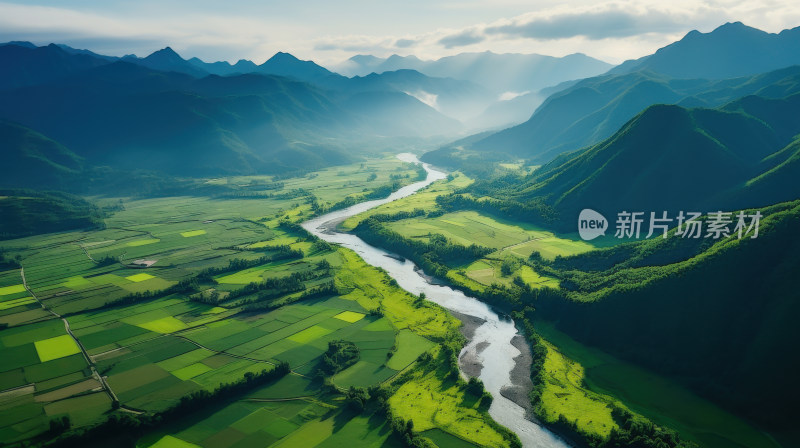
[302,154,569,448]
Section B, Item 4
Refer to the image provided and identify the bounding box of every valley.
[3,9,800,448]
[0,157,519,447]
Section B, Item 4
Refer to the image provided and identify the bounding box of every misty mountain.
[0,120,84,189]
[129,46,209,77]
[0,43,110,90]
[335,51,613,94]
[465,91,544,130]
[0,49,465,177]
[467,65,800,162]
[188,57,258,76]
[0,41,517,130]
[322,69,493,122]
[610,22,800,79]
[186,51,336,82]
[256,52,335,82]
[343,90,461,136]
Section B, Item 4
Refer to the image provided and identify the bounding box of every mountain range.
[490,93,800,229]
[333,51,613,95]
[610,21,800,79]
[0,42,478,184]
[456,22,800,164]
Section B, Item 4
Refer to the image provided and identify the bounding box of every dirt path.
[19,266,141,412]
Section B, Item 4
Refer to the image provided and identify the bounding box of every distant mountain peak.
[0,41,36,48]
[711,21,767,36]
[146,46,182,60]
[716,21,747,30]
[350,54,381,63]
[386,54,421,62]
[267,51,300,63]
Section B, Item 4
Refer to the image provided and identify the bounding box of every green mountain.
[0,54,467,177]
[0,189,105,239]
[466,66,800,162]
[0,120,84,189]
[534,199,800,436]
[462,92,800,231]
[0,62,350,175]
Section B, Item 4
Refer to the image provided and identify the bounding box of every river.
[302,154,569,448]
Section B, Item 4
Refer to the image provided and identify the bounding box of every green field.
[534,320,779,448]
[126,238,160,247]
[0,284,26,295]
[34,335,81,362]
[333,311,365,323]
[180,230,207,238]
[387,210,599,258]
[125,273,156,282]
[149,435,201,448]
[388,349,508,448]
[537,339,617,438]
[0,156,518,447]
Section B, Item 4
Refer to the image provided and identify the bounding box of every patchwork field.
[376,206,597,289]
[0,156,513,448]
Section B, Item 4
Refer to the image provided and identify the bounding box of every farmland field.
[0,155,515,448]
[533,320,779,448]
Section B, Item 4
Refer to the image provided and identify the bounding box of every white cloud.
[0,1,799,66]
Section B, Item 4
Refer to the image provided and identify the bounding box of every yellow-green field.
[0,284,26,295]
[149,435,201,448]
[389,349,508,448]
[387,210,598,258]
[125,273,156,282]
[180,230,207,238]
[537,340,617,438]
[0,296,36,310]
[333,311,365,323]
[126,238,160,247]
[133,316,189,334]
[34,334,81,362]
[534,320,780,448]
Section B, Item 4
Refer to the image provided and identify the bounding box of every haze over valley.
[2,4,800,448]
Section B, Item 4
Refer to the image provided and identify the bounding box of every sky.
[1,0,799,67]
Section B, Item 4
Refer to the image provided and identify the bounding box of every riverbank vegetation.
[347,171,785,448]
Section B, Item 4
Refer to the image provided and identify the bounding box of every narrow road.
[19,266,136,411]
